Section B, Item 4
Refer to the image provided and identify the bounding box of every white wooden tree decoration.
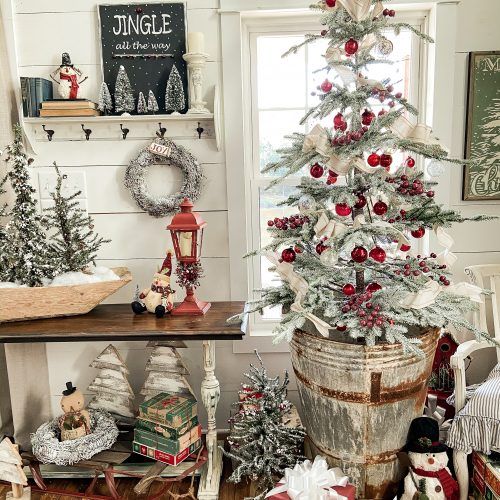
[141,346,194,400]
[0,438,30,499]
[87,344,135,423]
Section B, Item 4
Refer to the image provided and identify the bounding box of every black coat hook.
[196,122,204,139]
[81,124,92,141]
[42,125,54,141]
[156,122,167,138]
[120,123,129,140]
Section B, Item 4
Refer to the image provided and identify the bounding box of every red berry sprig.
[393,254,450,285]
[267,214,309,230]
[342,292,387,329]
[332,126,369,146]
[386,174,434,198]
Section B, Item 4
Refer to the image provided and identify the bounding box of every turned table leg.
[198,340,222,500]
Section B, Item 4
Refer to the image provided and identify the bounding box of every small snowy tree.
[0,174,9,281]
[1,125,55,286]
[147,90,159,114]
[44,162,109,273]
[114,65,134,114]
[87,344,135,424]
[137,91,147,114]
[141,345,193,400]
[0,437,28,499]
[97,82,113,115]
[165,65,185,114]
[222,352,305,499]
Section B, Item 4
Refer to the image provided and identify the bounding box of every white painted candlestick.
[182,52,211,115]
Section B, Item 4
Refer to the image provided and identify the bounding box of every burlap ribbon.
[390,115,450,153]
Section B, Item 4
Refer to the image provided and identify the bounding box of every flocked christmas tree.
[147,90,159,114]
[97,81,113,115]
[222,352,305,499]
[87,344,135,423]
[165,64,185,114]
[44,162,109,273]
[140,342,194,400]
[0,173,9,282]
[137,91,147,114]
[1,126,55,286]
[238,0,494,354]
[114,65,135,114]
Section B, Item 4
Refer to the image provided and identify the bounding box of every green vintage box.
[136,414,199,439]
[134,427,199,455]
[139,393,197,427]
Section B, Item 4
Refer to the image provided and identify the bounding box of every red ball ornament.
[345,38,359,56]
[281,248,296,263]
[400,243,411,252]
[310,163,324,178]
[335,203,352,217]
[366,282,382,292]
[367,153,381,167]
[411,227,426,239]
[361,109,374,126]
[373,201,388,216]
[369,246,387,263]
[383,8,390,16]
[342,284,356,296]
[316,242,327,255]
[320,79,333,93]
[325,0,336,6]
[378,109,387,116]
[380,153,393,168]
[354,195,367,209]
[389,9,396,16]
[336,325,347,331]
[405,157,416,168]
[333,113,345,129]
[351,246,368,263]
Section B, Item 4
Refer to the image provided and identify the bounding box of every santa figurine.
[131,250,174,318]
[50,52,88,99]
[401,417,459,500]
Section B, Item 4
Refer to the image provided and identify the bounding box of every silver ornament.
[427,160,446,178]
[376,37,393,56]
[298,195,315,212]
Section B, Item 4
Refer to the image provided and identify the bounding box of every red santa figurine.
[50,52,88,100]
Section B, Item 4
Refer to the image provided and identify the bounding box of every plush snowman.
[401,417,459,500]
[58,382,91,441]
[131,251,174,318]
[50,52,88,99]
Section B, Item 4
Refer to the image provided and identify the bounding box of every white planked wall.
[9,0,500,426]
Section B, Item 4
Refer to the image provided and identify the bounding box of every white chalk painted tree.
[87,344,135,423]
[0,437,29,499]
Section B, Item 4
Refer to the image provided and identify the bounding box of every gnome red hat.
[159,250,172,276]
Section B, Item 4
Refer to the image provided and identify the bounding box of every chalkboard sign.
[98,2,188,115]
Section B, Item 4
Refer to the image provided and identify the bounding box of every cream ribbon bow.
[265,456,349,500]
[434,225,458,268]
[338,0,371,21]
[314,212,348,239]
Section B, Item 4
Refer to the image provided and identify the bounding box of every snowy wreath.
[31,409,119,466]
[125,137,204,217]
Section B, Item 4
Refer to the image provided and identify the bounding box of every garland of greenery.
[124,138,204,217]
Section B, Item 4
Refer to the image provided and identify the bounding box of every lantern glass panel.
[179,230,196,258]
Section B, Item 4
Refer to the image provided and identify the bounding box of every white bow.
[434,226,458,268]
[338,0,371,21]
[315,212,348,239]
[265,252,309,304]
[390,115,450,153]
[303,124,331,157]
[266,456,349,500]
[290,302,333,338]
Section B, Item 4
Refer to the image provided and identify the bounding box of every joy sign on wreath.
[124,138,204,217]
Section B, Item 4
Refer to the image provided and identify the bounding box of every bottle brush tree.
[237,0,495,354]
[114,65,135,114]
[165,64,186,114]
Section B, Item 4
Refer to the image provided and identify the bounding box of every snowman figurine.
[58,382,91,441]
[401,417,459,500]
[50,52,88,99]
[131,250,174,318]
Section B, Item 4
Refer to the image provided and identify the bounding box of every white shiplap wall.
[13,0,300,426]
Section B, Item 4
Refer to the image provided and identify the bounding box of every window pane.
[257,35,306,109]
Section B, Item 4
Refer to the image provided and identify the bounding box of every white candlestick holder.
[182,52,211,115]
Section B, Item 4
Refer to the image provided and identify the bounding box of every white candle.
[187,32,205,53]
[179,232,193,257]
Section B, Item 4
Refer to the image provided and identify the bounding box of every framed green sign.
[463,51,500,200]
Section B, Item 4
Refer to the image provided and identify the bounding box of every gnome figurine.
[131,250,174,318]
[58,382,91,441]
[401,417,459,500]
[50,52,88,99]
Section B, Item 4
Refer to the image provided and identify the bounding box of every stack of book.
[133,393,202,466]
[20,77,53,117]
[39,99,100,118]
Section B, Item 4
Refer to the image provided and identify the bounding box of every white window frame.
[219,0,461,352]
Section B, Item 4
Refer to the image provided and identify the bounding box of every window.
[244,12,429,334]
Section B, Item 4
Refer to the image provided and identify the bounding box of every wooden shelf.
[24,113,214,124]
[0,302,246,343]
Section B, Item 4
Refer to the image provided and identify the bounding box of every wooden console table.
[0,301,246,500]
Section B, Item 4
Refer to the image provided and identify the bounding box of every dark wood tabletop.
[0,302,246,343]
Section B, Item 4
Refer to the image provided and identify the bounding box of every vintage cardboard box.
[134,425,202,455]
[133,438,202,466]
[136,414,199,439]
[485,462,500,500]
[138,393,197,427]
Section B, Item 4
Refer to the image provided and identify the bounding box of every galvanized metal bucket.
[290,327,439,499]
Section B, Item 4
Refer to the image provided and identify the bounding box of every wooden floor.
[0,456,254,499]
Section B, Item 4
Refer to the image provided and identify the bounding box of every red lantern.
[167,198,211,315]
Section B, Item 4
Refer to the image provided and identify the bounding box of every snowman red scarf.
[60,71,79,99]
[411,465,459,500]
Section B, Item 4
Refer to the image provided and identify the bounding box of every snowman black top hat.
[404,416,447,454]
[60,52,74,67]
[62,381,77,396]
